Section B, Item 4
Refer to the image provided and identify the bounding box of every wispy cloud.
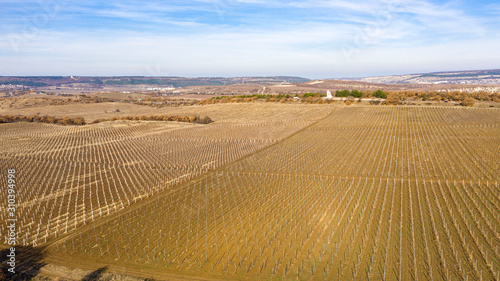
[93,9,205,27]
[0,0,498,77]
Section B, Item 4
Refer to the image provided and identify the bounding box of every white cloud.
[0,0,498,77]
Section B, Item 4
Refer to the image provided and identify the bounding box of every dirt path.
[44,253,237,281]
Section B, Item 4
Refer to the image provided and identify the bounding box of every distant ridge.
[0,76,310,88]
[350,69,500,85]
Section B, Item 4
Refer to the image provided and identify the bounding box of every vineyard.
[0,104,331,247]
[1,104,499,280]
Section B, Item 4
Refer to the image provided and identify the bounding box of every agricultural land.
[0,81,499,281]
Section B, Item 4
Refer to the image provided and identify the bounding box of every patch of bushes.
[382,92,404,105]
[0,114,213,126]
[197,89,498,106]
[201,94,295,104]
[412,91,498,103]
[0,115,86,125]
[303,93,326,98]
[335,90,366,98]
[91,115,213,124]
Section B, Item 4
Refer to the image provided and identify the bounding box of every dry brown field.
[0,103,499,280]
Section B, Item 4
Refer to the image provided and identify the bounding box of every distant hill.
[354,69,500,85]
[0,76,309,88]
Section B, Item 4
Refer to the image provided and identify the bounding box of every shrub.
[61,116,74,125]
[194,116,213,124]
[73,116,86,125]
[383,93,403,105]
[461,97,475,107]
[373,90,388,99]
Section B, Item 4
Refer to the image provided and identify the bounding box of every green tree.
[351,90,364,98]
[373,90,388,99]
[336,90,350,97]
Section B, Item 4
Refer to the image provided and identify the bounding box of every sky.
[0,0,499,78]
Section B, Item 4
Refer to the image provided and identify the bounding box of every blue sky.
[0,0,499,78]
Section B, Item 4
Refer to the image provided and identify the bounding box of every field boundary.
[44,253,238,281]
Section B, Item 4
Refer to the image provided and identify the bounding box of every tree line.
[0,114,213,126]
[0,115,85,125]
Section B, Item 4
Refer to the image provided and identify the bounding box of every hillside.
[0,76,309,89]
[356,69,500,85]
